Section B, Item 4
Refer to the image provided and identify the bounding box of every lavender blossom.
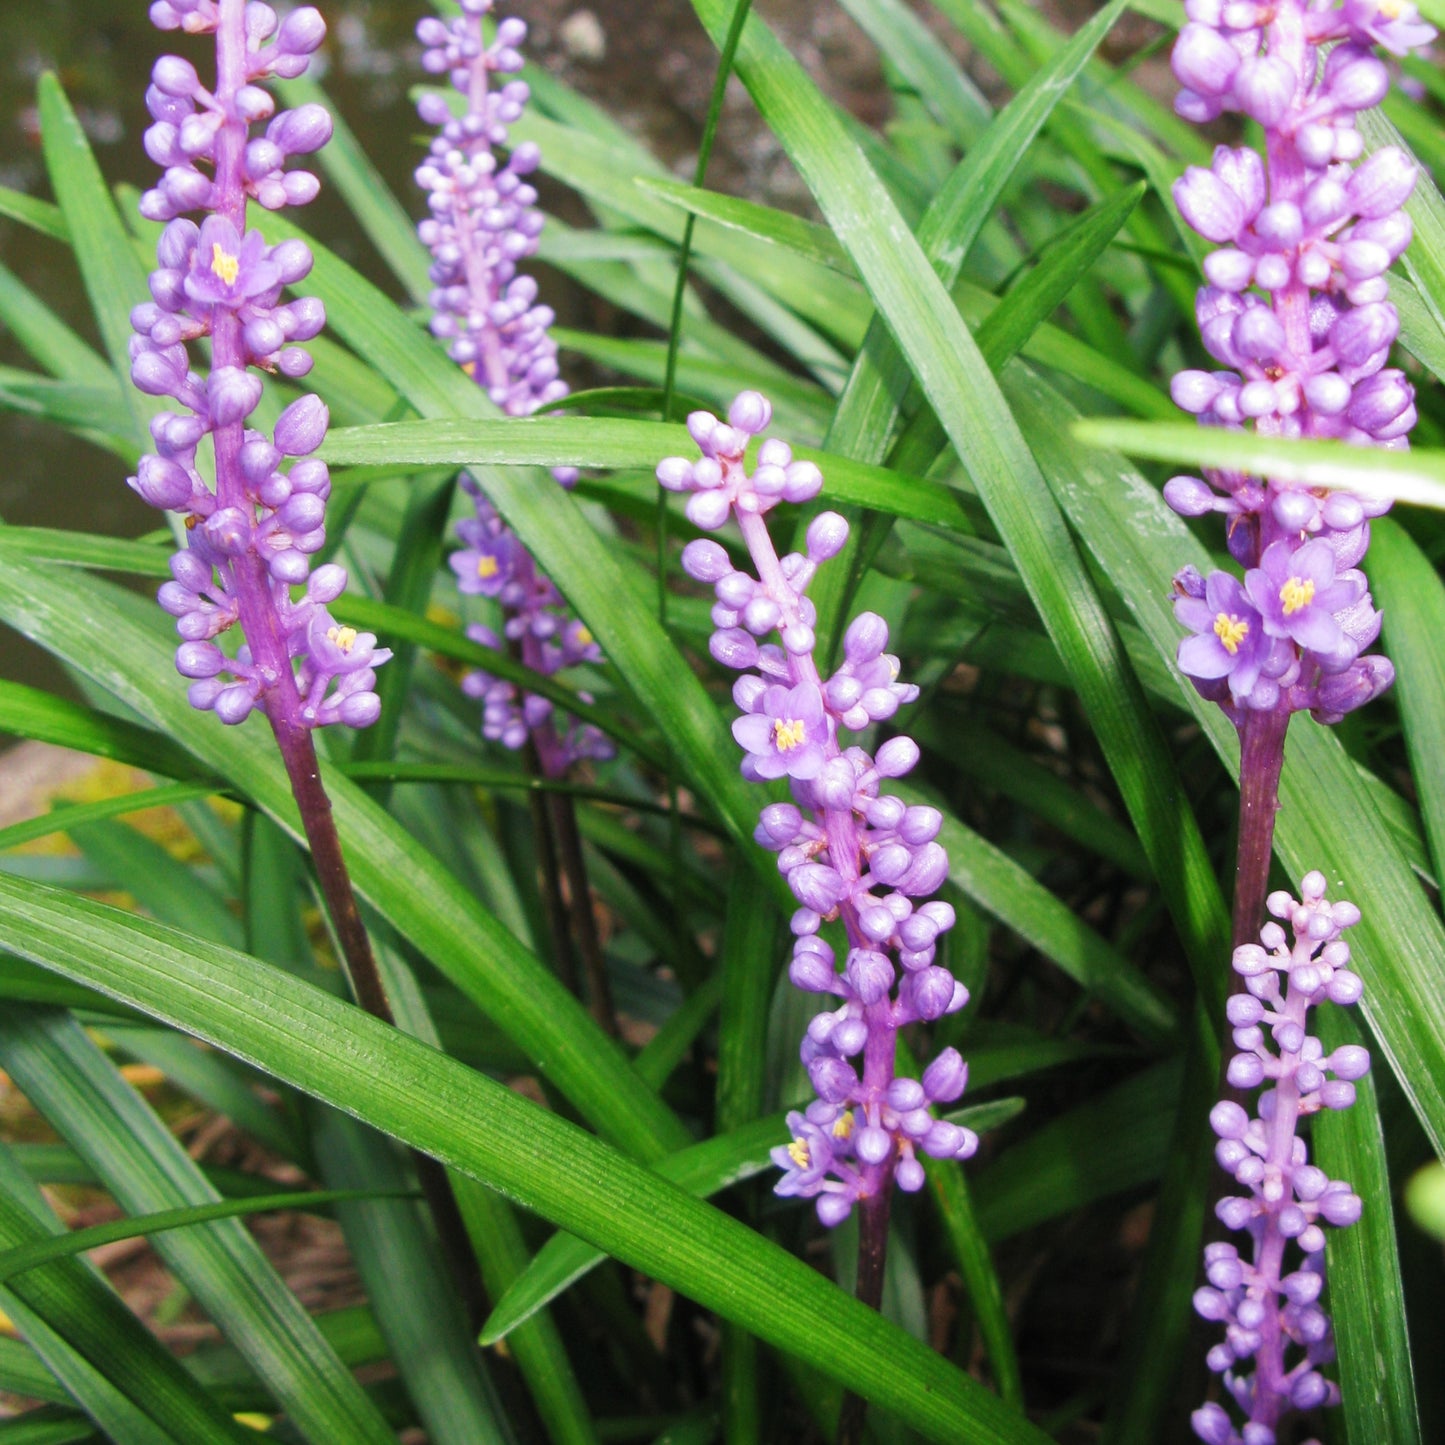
[131,0,388,729]
[1166,7,1427,1430]
[660,393,977,1226]
[415,0,608,772]
[1166,0,1436,728]
[1193,873,1368,1445]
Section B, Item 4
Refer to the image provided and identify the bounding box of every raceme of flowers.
[1166,0,1436,726]
[1192,874,1368,1445]
[130,0,388,730]
[416,0,608,770]
[658,392,977,1224]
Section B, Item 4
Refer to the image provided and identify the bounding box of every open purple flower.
[1246,539,1362,656]
[1338,0,1436,54]
[1175,571,1282,701]
[449,525,519,598]
[732,680,830,780]
[304,612,389,677]
[770,1110,838,1199]
[183,216,281,309]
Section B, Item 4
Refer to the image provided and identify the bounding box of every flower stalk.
[415,0,615,1025]
[1166,2,1435,1436]
[133,0,392,1012]
[660,394,978,1439]
[1194,875,1369,1443]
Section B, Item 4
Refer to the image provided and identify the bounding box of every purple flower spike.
[1164,11,1425,1436]
[414,2,608,777]
[128,0,386,732]
[1194,874,1367,1443]
[1165,0,1427,732]
[662,393,978,1228]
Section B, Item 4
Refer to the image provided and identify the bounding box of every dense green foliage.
[0,2,1442,1442]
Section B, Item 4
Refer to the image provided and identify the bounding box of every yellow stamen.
[1213,612,1250,655]
[1380,0,1403,18]
[787,1137,811,1168]
[210,242,240,286]
[327,625,358,653]
[575,626,593,646]
[477,555,499,579]
[832,1111,855,1141]
[773,717,807,751]
[1279,576,1315,616]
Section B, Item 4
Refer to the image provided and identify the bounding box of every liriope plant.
[0,2,1438,1444]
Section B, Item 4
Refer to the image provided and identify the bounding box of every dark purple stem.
[274,718,491,1323]
[270,721,393,1019]
[545,787,617,1036]
[524,741,582,998]
[1231,704,1290,954]
[1216,702,1290,1123]
[836,1186,894,1445]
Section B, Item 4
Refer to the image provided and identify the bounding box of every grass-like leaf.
[0,1189,411,1286]
[1370,519,1445,879]
[36,77,155,436]
[1074,418,1445,510]
[0,680,213,783]
[1313,1007,1422,1445]
[323,418,982,532]
[0,1144,248,1445]
[0,873,1050,1445]
[0,546,691,1163]
[0,1008,398,1445]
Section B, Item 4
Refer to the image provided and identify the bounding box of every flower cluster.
[130,0,388,729]
[449,477,612,766]
[415,0,607,772]
[1193,873,1368,1445]
[415,2,564,420]
[659,393,977,1225]
[1166,0,1436,725]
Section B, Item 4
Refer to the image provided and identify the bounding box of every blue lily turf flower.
[129,0,388,731]
[414,0,609,771]
[661,393,977,1231]
[1246,539,1364,659]
[1175,570,1286,704]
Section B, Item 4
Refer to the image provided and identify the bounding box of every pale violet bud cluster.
[416,0,606,772]
[448,477,612,768]
[1166,0,1435,727]
[414,0,565,422]
[130,1,388,730]
[659,393,977,1225]
[1193,873,1368,1445]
